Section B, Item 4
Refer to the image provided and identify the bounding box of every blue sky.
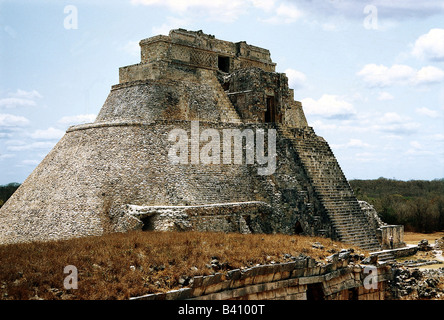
[0,0,443,184]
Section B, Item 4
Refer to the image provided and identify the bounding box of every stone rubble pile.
[435,237,444,250]
[390,267,444,299]
[397,259,442,268]
[418,239,433,251]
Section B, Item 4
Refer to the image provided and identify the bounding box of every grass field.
[0,230,365,300]
[2,230,442,300]
[403,231,444,245]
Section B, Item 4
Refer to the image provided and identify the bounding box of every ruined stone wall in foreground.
[131,256,392,301]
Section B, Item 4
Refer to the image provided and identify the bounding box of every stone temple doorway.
[218,56,230,73]
[294,221,304,235]
[306,283,325,300]
[265,96,275,123]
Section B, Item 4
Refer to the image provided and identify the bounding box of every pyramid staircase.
[199,70,242,124]
[276,124,394,262]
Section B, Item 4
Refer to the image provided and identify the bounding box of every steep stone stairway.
[199,70,242,124]
[276,124,394,262]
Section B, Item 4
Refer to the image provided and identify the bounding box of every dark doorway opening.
[306,283,325,301]
[242,215,253,233]
[265,96,275,122]
[348,288,359,300]
[222,81,230,91]
[141,216,154,231]
[294,221,304,235]
[218,56,230,73]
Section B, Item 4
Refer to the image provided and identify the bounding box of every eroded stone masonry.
[0,29,403,259]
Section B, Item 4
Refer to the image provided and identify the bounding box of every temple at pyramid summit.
[0,29,405,260]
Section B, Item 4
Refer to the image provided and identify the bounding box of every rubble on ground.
[389,267,444,299]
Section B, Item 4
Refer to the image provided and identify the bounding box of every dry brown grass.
[0,231,366,300]
[403,231,444,245]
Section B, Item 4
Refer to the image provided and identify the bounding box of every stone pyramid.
[0,29,391,257]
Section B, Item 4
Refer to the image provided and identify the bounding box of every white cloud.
[301,94,356,119]
[310,119,337,131]
[7,141,56,152]
[21,159,40,166]
[384,123,421,134]
[313,110,422,139]
[0,97,37,108]
[0,89,42,108]
[431,133,444,141]
[375,112,420,134]
[58,114,96,126]
[10,89,43,100]
[261,3,303,24]
[30,127,65,140]
[354,151,383,163]
[357,64,444,87]
[0,153,14,160]
[131,0,444,26]
[357,64,414,87]
[416,66,444,84]
[331,139,372,150]
[406,149,434,156]
[275,3,303,22]
[0,113,30,127]
[152,17,191,36]
[295,0,444,20]
[284,68,306,89]
[412,28,444,61]
[410,141,422,149]
[348,139,371,148]
[249,0,276,12]
[321,23,338,31]
[377,92,394,101]
[415,107,441,118]
[378,112,404,124]
[406,140,434,156]
[131,0,257,22]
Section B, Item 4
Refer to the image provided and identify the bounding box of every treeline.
[0,183,20,208]
[350,178,444,233]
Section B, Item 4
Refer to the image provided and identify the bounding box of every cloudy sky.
[0,0,443,184]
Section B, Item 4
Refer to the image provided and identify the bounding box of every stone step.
[339,233,379,241]
[339,234,379,243]
[336,232,378,240]
[277,124,382,253]
[341,238,380,247]
[200,70,242,124]
[331,223,372,231]
[336,230,379,239]
[330,218,371,226]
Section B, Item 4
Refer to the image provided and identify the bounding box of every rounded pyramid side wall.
[0,121,275,244]
[96,68,239,124]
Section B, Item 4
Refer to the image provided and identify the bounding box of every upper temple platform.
[119,29,276,84]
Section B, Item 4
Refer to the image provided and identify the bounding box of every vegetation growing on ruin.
[0,230,364,300]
